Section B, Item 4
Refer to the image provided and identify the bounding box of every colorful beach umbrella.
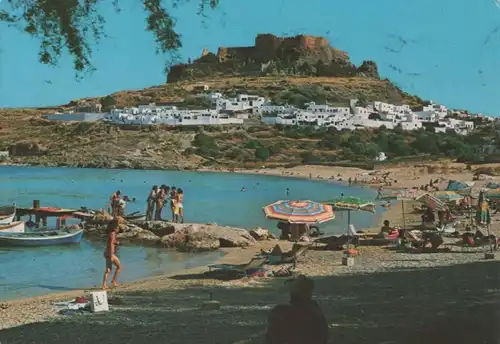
[321,196,375,213]
[446,180,470,191]
[263,200,335,224]
[432,191,463,202]
[416,192,446,211]
[446,180,473,196]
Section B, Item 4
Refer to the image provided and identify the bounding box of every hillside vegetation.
[0,87,497,171]
[64,76,424,110]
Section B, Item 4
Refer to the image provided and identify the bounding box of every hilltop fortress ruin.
[167,33,379,83]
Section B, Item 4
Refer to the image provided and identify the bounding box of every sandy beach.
[2,162,500,343]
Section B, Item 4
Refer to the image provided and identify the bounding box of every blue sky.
[0,0,499,114]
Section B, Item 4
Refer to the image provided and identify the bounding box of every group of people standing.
[108,186,184,223]
[146,185,184,223]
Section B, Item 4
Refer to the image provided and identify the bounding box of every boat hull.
[0,229,83,246]
[124,214,146,221]
[0,221,25,233]
[0,204,15,216]
[0,213,15,225]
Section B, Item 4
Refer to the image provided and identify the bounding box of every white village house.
[42,89,484,133]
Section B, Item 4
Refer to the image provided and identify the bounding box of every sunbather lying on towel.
[459,231,499,249]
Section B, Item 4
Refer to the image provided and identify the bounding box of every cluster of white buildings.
[261,99,479,135]
[43,84,487,134]
[101,92,267,126]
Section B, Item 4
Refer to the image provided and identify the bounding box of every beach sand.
[2,162,500,343]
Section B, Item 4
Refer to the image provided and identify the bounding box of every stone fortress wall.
[216,34,331,63]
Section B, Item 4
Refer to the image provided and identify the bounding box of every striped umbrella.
[321,196,375,247]
[416,193,446,211]
[433,191,464,202]
[263,200,335,224]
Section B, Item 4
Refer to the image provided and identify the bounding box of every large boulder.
[84,221,160,245]
[116,223,160,245]
[84,220,256,250]
[159,223,257,252]
[86,211,113,226]
[249,228,277,241]
[130,220,176,237]
[161,230,220,252]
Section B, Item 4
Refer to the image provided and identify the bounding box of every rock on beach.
[84,220,258,252]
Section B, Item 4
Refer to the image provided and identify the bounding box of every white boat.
[0,204,16,225]
[0,221,25,233]
[0,213,15,225]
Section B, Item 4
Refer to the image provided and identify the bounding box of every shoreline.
[0,162,466,304]
[1,161,496,332]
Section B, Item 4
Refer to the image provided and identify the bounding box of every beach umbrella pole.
[401,200,406,232]
[347,209,351,249]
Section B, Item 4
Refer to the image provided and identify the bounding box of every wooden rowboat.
[0,229,83,246]
[0,221,25,233]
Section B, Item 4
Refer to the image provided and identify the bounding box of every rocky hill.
[0,33,433,170]
[167,34,380,83]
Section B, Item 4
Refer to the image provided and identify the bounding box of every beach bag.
[90,291,109,313]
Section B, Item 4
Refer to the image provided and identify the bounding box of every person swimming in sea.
[285,188,290,197]
[241,187,247,192]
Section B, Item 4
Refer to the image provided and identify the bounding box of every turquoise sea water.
[0,166,382,300]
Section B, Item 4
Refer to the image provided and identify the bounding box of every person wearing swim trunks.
[101,217,122,290]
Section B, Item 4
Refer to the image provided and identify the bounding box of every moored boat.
[0,212,15,225]
[124,213,146,221]
[0,229,83,246]
[0,204,16,216]
[0,221,25,233]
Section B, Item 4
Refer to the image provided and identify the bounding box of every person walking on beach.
[109,190,121,217]
[101,217,122,290]
[176,188,184,223]
[146,185,158,221]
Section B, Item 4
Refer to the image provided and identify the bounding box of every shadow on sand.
[2,261,500,344]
